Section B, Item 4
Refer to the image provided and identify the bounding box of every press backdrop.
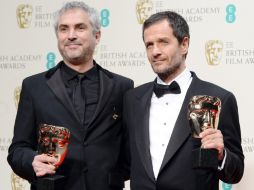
[1,1,253,190]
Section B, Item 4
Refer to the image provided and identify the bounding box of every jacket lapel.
[159,72,200,173]
[134,83,156,181]
[46,68,81,123]
[87,67,114,128]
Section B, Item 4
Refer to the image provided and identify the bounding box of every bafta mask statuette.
[188,95,221,170]
[37,124,70,190]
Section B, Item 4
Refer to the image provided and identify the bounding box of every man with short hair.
[124,11,244,190]
[8,2,133,190]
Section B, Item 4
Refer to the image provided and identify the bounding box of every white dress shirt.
[149,68,192,178]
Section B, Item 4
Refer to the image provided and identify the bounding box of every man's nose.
[68,29,77,40]
[151,45,162,57]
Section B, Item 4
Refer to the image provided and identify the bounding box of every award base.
[192,148,218,170]
[37,175,65,190]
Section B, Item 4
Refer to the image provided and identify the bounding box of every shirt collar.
[85,64,99,81]
[61,62,78,82]
[61,63,98,81]
[61,62,99,85]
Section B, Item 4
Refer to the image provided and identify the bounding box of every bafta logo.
[14,86,21,108]
[136,0,153,24]
[16,4,33,28]
[11,172,27,190]
[205,40,223,65]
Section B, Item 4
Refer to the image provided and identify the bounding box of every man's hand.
[199,128,225,160]
[32,154,57,177]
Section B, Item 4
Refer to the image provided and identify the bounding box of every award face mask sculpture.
[38,124,70,168]
[37,124,70,190]
[188,95,221,137]
[188,95,221,170]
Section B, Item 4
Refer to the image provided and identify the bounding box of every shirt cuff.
[218,149,227,170]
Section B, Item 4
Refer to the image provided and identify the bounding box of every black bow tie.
[153,80,181,98]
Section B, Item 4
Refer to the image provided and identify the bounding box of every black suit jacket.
[8,61,134,190]
[123,72,244,190]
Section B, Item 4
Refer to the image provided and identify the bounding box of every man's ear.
[181,37,189,55]
[95,31,101,45]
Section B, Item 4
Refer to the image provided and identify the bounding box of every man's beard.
[153,60,182,80]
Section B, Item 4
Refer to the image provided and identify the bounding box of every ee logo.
[100,9,110,27]
[222,182,232,190]
[226,4,236,23]
[46,52,56,70]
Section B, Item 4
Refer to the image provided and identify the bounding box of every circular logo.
[100,9,110,27]
[222,182,232,190]
[46,52,56,69]
[226,4,236,23]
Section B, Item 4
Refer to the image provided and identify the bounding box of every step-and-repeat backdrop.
[0,1,253,190]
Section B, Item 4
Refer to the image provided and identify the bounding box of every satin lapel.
[87,70,113,128]
[159,75,199,172]
[134,83,155,181]
[46,69,80,123]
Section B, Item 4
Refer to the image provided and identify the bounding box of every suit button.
[83,142,88,147]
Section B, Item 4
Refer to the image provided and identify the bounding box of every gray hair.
[54,1,101,35]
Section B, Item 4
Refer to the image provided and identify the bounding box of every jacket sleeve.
[218,92,244,183]
[7,79,38,182]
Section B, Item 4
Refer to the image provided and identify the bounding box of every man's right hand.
[32,154,57,177]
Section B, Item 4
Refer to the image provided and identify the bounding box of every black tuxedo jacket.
[123,72,244,190]
[8,61,134,190]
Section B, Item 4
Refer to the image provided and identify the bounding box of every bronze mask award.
[188,95,221,170]
[37,124,70,190]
